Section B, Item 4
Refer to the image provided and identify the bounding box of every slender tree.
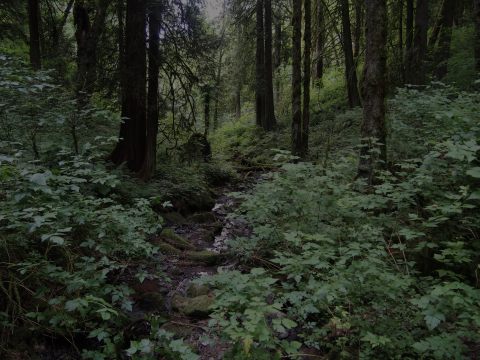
[302,0,312,154]
[406,0,429,85]
[263,0,276,130]
[74,0,110,103]
[314,0,325,82]
[139,7,161,180]
[292,0,303,155]
[475,0,480,72]
[404,0,414,80]
[340,0,361,107]
[255,0,265,127]
[203,85,211,137]
[27,0,42,70]
[433,0,455,79]
[358,0,387,184]
[274,12,282,102]
[110,0,147,172]
[353,0,363,60]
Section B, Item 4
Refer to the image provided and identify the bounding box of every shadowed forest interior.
[1,0,480,358]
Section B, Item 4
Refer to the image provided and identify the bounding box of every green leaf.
[466,167,480,178]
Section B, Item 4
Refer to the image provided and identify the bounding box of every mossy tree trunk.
[340,0,361,108]
[255,0,266,127]
[292,0,303,155]
[433,0,455,79]
[302,0,312,155]
[358,0,387,185]
[264,0,276,131]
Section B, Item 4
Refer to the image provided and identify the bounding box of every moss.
[161,228,195,250]
[186,283,210,298]
[171,294,215,318]
[153,240,182,255]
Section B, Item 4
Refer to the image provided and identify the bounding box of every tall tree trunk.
[117,0,125,104]
[255,0,266,127]
[302,0,312,155]
[28,0,42,70]
[74,0,110,104]
[358,0,387,185]
[404,0,414,79]
[110,0,147,172]
[353,0,363,60]
[203,87,211,137]
[264,0,276,130]
[434,0,455,79]
[429,0,445,48]
[314,0,325,83]
[398,0,404,81]
[474,0,480,72]
[274,14,282,103]
[406,0,429,85]
[139,8,161,180]
[292,0,303,155]
[340,0,361,108]
[213,49,225,130]
[235,86,241,119]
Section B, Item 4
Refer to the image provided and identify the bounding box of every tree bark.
[406,0,429,85]
[474,0,480,72]
[358,0,387,185]
[139,8,161,180]
[203,87,211,137]
[110,0,147,172]
[274,14,282,103]
[433,0,455,79]
[314,0,325,83]
[404,0,414,80]
[353,0,363,60]
[255,0,266,127]
[235,86,241,119]
[264,0,276,130]
[340,0,361,108]
[74,0,110,104]
[302,0,312,155]
[28,0,42,70]
[213,50,225,130]
[292,0,303,155]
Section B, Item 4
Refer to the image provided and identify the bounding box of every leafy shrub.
[203,85,480,359]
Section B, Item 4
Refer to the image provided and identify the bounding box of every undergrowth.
[203,84,480,359]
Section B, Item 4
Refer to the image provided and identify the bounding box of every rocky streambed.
[129,176,260,359]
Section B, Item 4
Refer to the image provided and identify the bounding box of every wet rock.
[162,212,187,225]
[135,292,165,312]
[186,283,210,298]
[184,250,223,265]
[161,228,195,250]
[188,212,217,224]
[171,294,215,318]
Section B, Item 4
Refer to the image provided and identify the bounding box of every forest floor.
[129,170,265,359]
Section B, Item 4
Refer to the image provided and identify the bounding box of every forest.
[1,0,480,358]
